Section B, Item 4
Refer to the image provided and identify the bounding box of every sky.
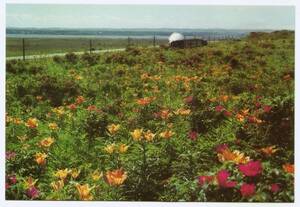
[6,4,295,30]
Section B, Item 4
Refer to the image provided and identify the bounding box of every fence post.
[153,35,156,47]
[127,37,130,47]
[22,38,25,61]
[89,39,92,53]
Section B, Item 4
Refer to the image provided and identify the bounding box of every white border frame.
[1,1,298,207]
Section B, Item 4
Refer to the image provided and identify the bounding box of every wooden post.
[89,39,92,53]
[153,35,156,47]
[127,37,130,47]
[22,38,25,61]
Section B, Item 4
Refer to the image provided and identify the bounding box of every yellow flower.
[39,137,55,148]
[54,168,71,180]
[141,73,150,80]
[217,149,250,164]
[52,107,65,116]
[209,97,217,102]
[136,97,154,106]
[105,169,127,186]
[159,130,174,139]
[17,135,28,142]
[232,95,240,100]
[231,150,251,164]
[282,164,294,174]
[236,113,245,122]
[260,145,278,156]
[174,108,191,115]
[76,96,85,104]
[24,177,38,188]
[104,143,115,154]
[13,117,23,125]
[25,118,38,128]
[144,130,155,142]
[107,124,121,135]
[75,75,83,80]
[75,183,94,201]
[34,152,47,165]
[219,95,229,102]
[51,180,64,191]
[91,170,103,181]
[22,143,30,150]
[119,144,129,153]
[131,129,143,141]
[241,109,250,116]
[159,109,172,119]
[36,96,43,101]
[48,123,59,130]
[151,75,161,81]
[71,168,81,179]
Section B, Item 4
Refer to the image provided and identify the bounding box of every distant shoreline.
[6,28,255,39]
[6,34,170,39]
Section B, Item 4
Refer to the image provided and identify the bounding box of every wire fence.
[6,34,243,60]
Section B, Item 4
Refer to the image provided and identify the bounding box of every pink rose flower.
[26,186,39,199]
[188,131,198,141]
[240,183,256,197]
[198,175,214,186]
[270,183,280,193]
[239,161,262,177]
[216,170,237,188]
[215,105,225,112]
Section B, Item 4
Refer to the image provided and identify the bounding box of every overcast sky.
[6,4,295,30]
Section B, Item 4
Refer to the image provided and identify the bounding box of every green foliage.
[6,31,294,201]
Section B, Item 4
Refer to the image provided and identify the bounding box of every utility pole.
[89,39,92,53]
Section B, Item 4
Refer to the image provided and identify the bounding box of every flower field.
[6,31,294,201]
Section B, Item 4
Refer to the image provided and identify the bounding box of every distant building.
[168,32,208,48]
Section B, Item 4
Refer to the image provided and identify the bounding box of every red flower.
[87,105,102,113]
[184,96,194,104]
[247,116,256,123]
[240,183,256,197]
[198,175,214,186]
[188,131,198,141]
[26,186,39,199]
[5,183,10,190]
[6,151,16,160]
[255,102,261,108]
[216,170,237,188]
[76,96,85,104]
[239,161,262,177]
[68,104,77,110]
[87,105,97,111]
[256,96,262,100]
[223,110,232,117]
[270,183,280,193]
[215,105,225,112]
[8,175,17,185]
[263,105,272,113]
[215,144,228,153]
